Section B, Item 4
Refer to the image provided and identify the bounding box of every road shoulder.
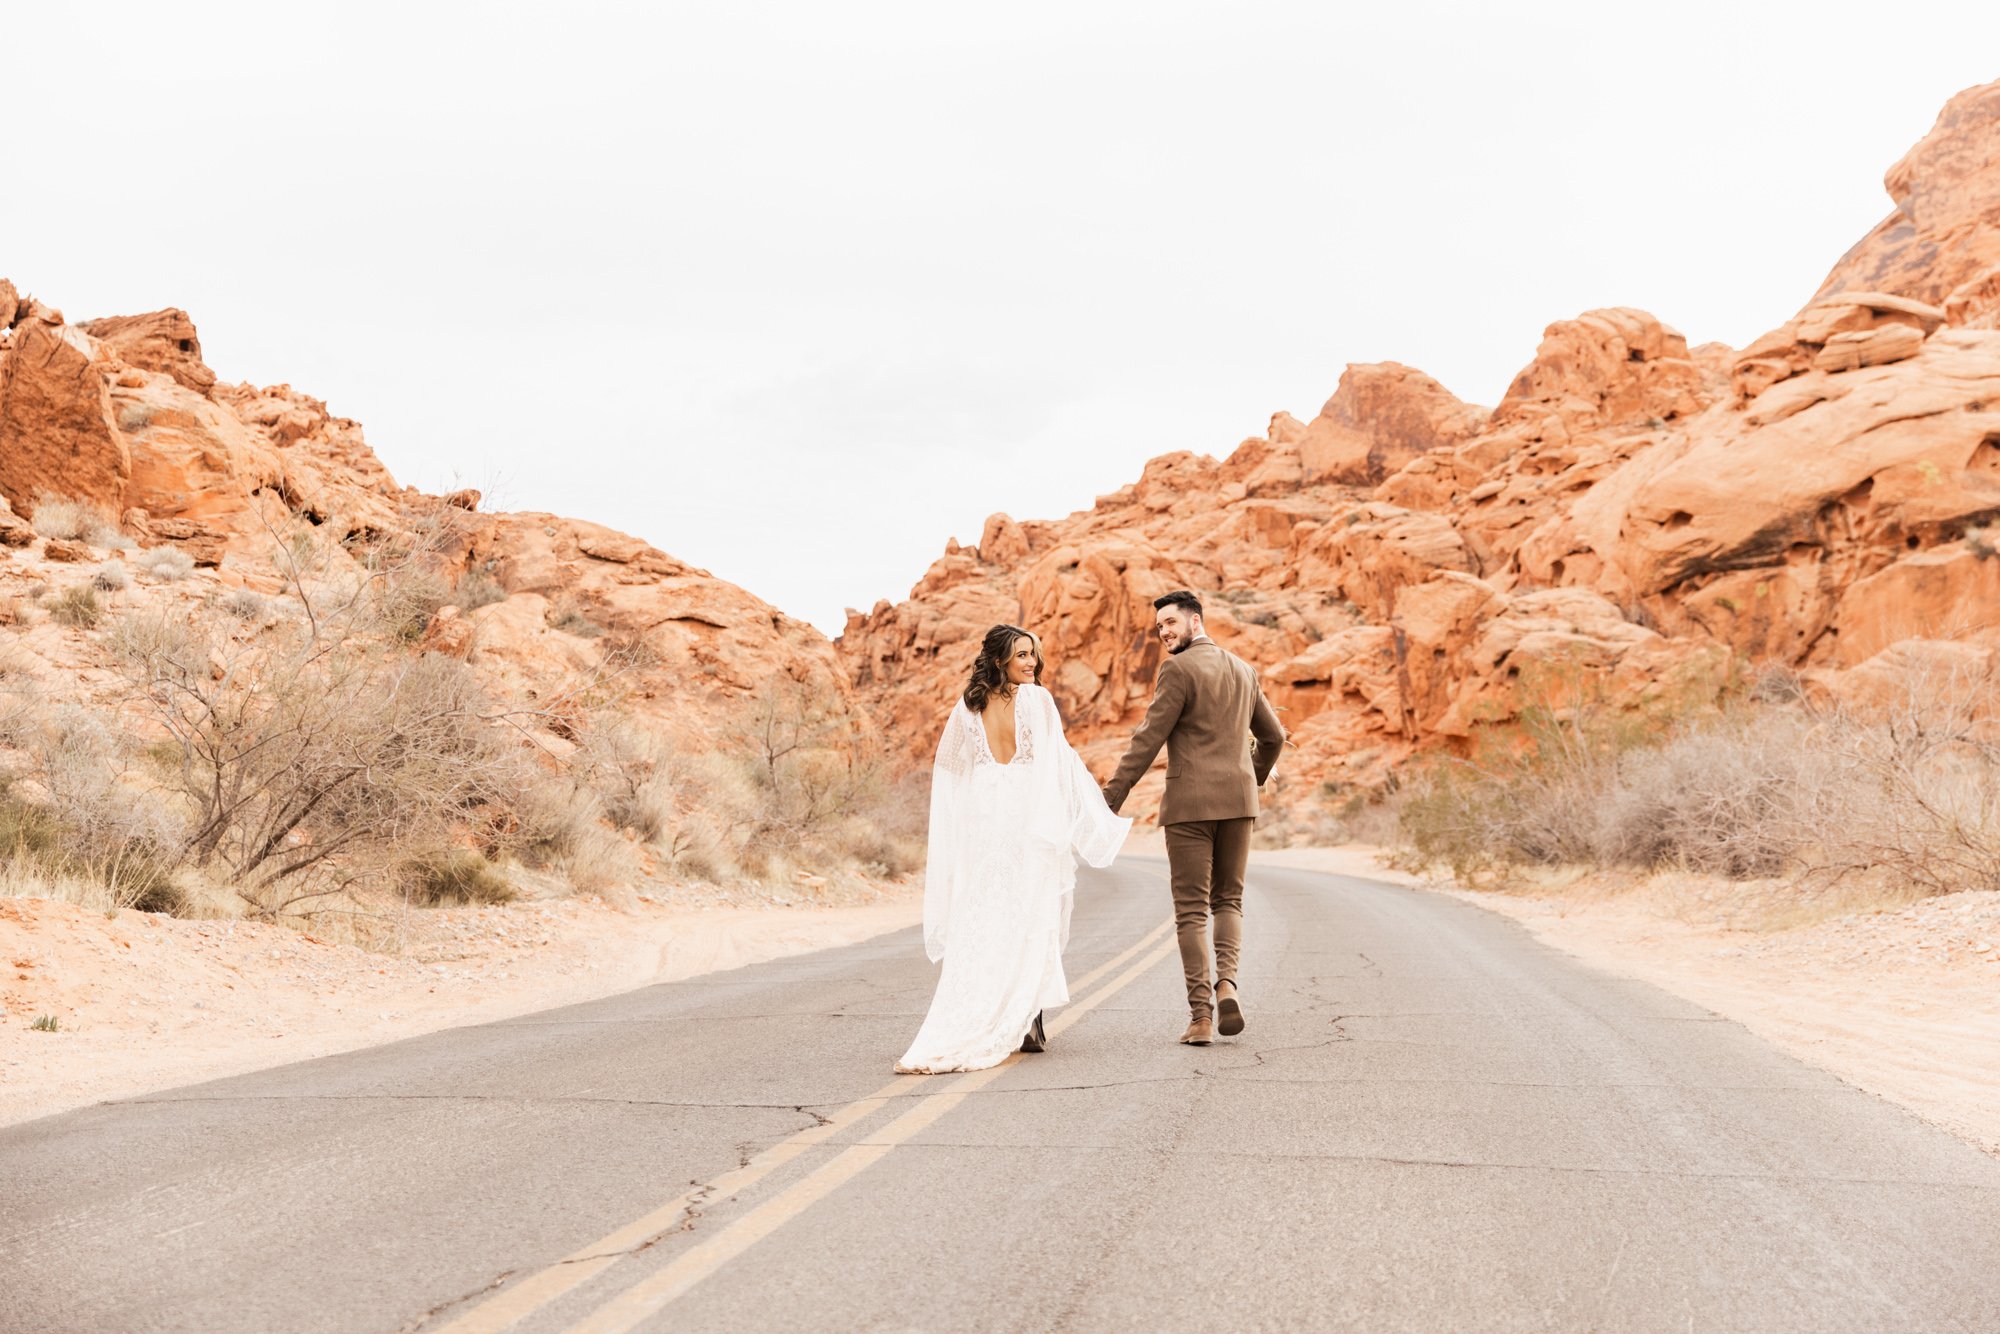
[0,886,922,1128]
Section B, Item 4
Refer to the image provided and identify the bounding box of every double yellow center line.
[437,916,1176,1334]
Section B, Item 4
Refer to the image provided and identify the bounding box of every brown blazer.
[1103,637,1285,825]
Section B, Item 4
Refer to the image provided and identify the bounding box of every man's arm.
[1249,687,1285,787]
[1101,659,1190,814]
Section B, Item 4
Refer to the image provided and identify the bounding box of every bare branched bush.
[1805,654,2000,895]
[105,503,540,919]
[0,703,188,912]
[480,752,645,897]
[574,724,675,843]
[113,605,525,917]
[93,561,130,591]
[1595,715,1815,877]
[1398,648,2000,899]
[719,684,921,879]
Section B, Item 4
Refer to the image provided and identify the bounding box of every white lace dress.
[896,684,1131,1074]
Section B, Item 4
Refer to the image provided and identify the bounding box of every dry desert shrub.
[497,754,643,898]
[133,545,196,581]
[220,588,269,621]
[1593,712,1818,879]
[450,568,507,612]
[47,585,102,628]
[111,606,525,918]
[404,848,517,906]
[1398,650,2000,899]
[732,683,921,879]
[29,494,100,542]
[31,493,131,550]
[0,703,189,914]
[1802,654,2000,895]
[546,595,606,639]
[573,724,676,844]
[102,505,544,921]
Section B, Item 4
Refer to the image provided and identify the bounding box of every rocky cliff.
[839,79,2000,823]
[0,283,859,743]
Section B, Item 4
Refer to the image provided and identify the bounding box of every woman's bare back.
[981,691,1018,765]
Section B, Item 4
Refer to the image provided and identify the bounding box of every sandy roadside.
[0,886,922,1129]
[1253,845,2000,1156]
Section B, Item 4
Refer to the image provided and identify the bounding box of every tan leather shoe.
[1215,981,1245,1037]
[1179,1017,1214,1046]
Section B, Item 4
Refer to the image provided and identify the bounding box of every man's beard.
[1166,635,1189,654]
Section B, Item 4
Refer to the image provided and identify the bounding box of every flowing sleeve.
[922,701,976,963]
[1025,686,1132,871]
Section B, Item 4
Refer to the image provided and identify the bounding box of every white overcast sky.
[10,4,1998,633]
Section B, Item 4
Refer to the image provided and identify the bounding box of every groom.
[1102,590,1285,1046]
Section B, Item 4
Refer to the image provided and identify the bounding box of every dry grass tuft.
[405,849,517,906]
[48,586,102,628]
[134,546,196,581]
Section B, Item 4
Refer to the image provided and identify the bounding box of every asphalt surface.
[4,857,1998,1333]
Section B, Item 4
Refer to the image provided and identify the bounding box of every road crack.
[397,1268,516,1332]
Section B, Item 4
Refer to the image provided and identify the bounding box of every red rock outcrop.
[1816,80,2000,322]
[0,284,870,767]
[840,78,2000,827]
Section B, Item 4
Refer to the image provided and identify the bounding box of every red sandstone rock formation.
[0,286,863,755]
[839,78,2000,824]
[8,78,1999,839]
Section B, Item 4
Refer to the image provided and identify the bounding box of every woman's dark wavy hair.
[962,624,1044,712]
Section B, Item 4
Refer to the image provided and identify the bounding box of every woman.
[894,624,1131,1074]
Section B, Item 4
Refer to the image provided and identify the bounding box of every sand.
[0,888,921,1129]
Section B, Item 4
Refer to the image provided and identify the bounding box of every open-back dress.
[895,683,1131,1073]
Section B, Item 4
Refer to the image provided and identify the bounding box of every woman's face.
[1005,635,1038,685]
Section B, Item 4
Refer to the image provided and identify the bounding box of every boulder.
[0,321,131,517]
[78,309,218,395]
[1796,291,1947,343]
[1297,362,1485,485]
[1813,324,1924,372]
[978,512,1031,567]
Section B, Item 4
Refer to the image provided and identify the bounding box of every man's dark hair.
[1153,590,1203,618]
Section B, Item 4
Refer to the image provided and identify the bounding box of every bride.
[894,624,1131,1074]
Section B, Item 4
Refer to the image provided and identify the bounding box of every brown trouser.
[1163,816,1254,1021]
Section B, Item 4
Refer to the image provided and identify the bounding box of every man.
[1102,590,1285,1046]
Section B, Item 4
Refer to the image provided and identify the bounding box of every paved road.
[4,858,1999,1333]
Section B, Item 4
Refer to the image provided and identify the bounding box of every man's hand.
[1101,785,1122,814]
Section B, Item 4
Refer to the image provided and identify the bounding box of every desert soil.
[1254,845,2000,1155]
[0,884,921,1128]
